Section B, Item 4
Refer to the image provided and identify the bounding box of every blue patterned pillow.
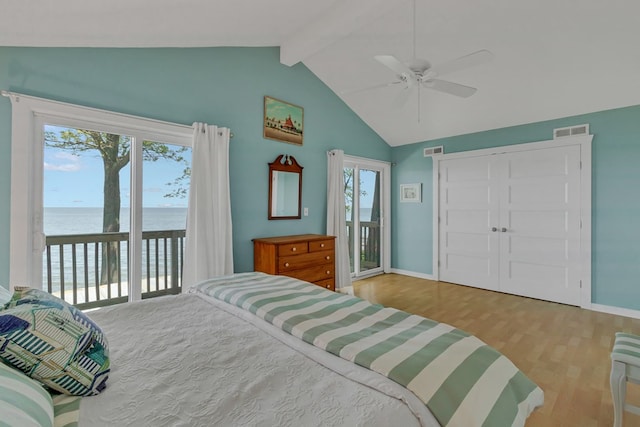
[0,288,110,396]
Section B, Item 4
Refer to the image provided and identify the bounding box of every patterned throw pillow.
[0,288,110,396]
[0,360,54,427]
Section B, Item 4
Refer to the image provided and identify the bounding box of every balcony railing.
[346,220,380,271]
[44,229,185,310]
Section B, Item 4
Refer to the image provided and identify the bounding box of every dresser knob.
[325,256,330,260]
[320,243,325,248]
[284,262,290,267]
[326,284,330,288]
[292,247,297,252]
[326,271,330,275]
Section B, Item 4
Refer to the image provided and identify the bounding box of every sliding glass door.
[7,93,193,308]
[344,156,390,278]
[42,123,191,308]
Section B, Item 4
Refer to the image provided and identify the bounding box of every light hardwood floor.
[353,274,640,427]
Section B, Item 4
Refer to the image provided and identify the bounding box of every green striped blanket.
[52,394,80,427]
[195,272,543,427]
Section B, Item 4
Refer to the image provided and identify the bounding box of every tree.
[344,168,372,270]
[164,166,191,199]
[45,128,188,284]
[343,168,367,217]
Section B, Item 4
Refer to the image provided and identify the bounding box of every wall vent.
[554,124,589,139]
[424,146,444,157]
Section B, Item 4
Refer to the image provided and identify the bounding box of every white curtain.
[182,123,233,291]
[327,150,352,290]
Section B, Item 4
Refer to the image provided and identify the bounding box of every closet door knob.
[501,227,508,232]
[491,227,498,232]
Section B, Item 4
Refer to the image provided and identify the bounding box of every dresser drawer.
[315,278,335,292]
[278,250,333,272]
[309,239,334,253]
[282,264,334,283]
[277,242,309,256]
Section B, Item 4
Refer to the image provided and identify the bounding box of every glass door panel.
[344,167,356,273]
[344,163,385,278]
[359,169,381,272]
[141,142,191,297]
[43,125,130,306]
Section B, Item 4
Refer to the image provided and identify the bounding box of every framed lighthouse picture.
[263,96,304,146]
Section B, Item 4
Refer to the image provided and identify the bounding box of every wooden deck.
[45,229,184,309]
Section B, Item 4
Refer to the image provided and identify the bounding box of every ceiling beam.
[280,0,406,66]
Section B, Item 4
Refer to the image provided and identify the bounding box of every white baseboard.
[590,303,640,320]
[388,269,436,281]
[336,286,354,295]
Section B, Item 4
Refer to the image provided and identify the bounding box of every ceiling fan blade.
[424,79,477,98]
[341,81,402,96]
[430,49,494,76]
[393,86,412,108]
[374,55,415,78]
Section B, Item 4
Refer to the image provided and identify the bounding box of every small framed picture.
[263,96,304,146]
[400,183,421,203]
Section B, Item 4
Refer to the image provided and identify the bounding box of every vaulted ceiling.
[2,0,639,146]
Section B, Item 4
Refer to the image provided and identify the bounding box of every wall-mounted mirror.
[269,154,303,220]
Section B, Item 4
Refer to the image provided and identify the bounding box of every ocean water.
[359,207,373,222]
[44,207,188,293]
[44,207,188,235]
[43,206,374,295]
[45,206,373,236]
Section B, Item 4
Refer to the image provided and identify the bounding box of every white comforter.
[79,293,438,426]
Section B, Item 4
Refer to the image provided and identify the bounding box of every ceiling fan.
[343,0,493,119]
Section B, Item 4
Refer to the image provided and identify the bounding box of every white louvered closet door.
[438,144,582,305]
[439,154,501,292]
[497,145,581,305]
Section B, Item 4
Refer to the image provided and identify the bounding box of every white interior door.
[439,155,500,291]
[438,143,584,306]
[498,146,581,305]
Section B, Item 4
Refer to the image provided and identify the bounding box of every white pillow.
[0,361,54,427]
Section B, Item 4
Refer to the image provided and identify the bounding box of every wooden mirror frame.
[268,154,303,220]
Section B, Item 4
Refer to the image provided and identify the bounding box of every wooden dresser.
[253,234,336,291]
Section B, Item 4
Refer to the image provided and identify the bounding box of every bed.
[3,273,543,427]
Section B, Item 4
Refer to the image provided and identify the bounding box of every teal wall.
[0,47,391,286]
[391,105,640,310]
[2,47,639,311]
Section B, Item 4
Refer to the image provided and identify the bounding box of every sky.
[344,168,377,218]
[43,125,191,208]
[358,169,376,209]
[43,125,376,212]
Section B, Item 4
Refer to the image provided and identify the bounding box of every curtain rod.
[1,90,233,138]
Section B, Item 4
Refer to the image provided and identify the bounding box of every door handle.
[501,227,508,232]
